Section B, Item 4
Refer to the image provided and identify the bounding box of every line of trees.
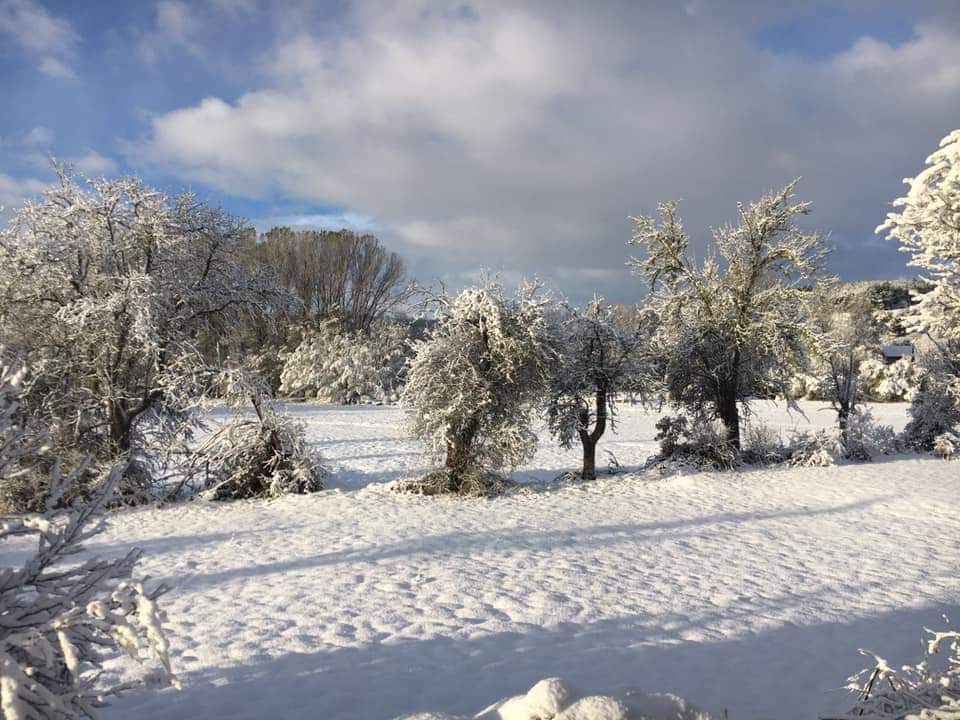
[400,128,960,490]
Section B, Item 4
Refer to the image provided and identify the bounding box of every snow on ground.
[92,401,958,720]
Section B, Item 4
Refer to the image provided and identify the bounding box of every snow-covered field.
[94,402,959,720]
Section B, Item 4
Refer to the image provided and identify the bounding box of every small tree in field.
[630,181,827,449]
[877,128,960,448]
[401,281,551,494]
[546,298,656,479]
[807,287,882,450]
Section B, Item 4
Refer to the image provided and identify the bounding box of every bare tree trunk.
[717,354,741,451]
[717,389,741,451]
[109,401,132,453]
[577,384,608,480]
[838,399,850,448]
[445,416,479,489]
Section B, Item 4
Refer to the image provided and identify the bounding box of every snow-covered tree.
[401,281,551,494]
[0,171,293,498]
[279,319,409,404]
[0,362,176,719]
[877,128,960,446]
[807,287,882,449]
[630,181,827,449]
[877,129,960,343]
[546,298,656,479]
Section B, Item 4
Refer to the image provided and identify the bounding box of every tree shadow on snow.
[164,494,895,591]
[103,601,960,720]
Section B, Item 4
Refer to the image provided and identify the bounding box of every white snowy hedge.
[0,363,176,719]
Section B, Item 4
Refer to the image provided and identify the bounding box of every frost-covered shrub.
[0,366,175,718]
[843,622,959,719]
[902,350,960,452]
[934,431,960,460]
[651,415,738,470]
[199,410,326,500]
[874,357,923,402]
[787,429,840,467]
[740,421,788,465]
[842,408,902,461]
[400,281,551,495]
[197,374,327,501]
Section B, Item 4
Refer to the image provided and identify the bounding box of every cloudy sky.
[2,0,959,304]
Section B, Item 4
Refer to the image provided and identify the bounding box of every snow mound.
[485,677,573,719]
[400,678,710,720]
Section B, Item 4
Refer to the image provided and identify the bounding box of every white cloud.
[138,0,204,64]
[38,56,76,79]
[138,2,960,302]
[22,126,54,146]
[0,173,49,225]
[0,0,77,77]
[69,151,118,176]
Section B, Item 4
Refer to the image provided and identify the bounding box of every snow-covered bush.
[874,357,923,402]
[902,349,960,452]
[0,171,294,499]
[630,181,826,450]
[197,371,327,500]
[398,676,712,720]
[903,386,960,452]
[545,298,656,479]
[651,415,738,470]
[842,408,901,461]
[0,365,175,718]
[843,621,959,719]
[933,431,960,459]
[400,281,551,495]
[279,319,409,404]
[740,421,788,465]
[787,429,840,467]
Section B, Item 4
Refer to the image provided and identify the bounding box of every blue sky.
[2,0,959,304]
